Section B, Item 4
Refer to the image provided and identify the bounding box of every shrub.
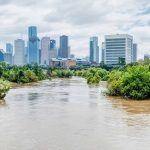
[0,80,10,99]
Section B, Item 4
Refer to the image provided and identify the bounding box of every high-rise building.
[132,43,137,63]
[28,26,40,64]
[50,40,56,49]
[59,35,69,58]
[6,43,13,54]
[0,49,4,62]
[14,39,25,66]
[144,54,150,60]
[101,42,105,64]
[4,53,13,65]
[41,37,50,65]
[105,34,133,66]
[49,40,57,60]
[89,37,99,64]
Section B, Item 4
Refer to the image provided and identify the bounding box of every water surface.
[0,77,150,150]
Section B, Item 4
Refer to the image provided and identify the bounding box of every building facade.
[41,37,50,65]
[28,26,40,64]
[132,43,137,63]
[0,49,4,62]
[6,43,13,54]
[89,37,99,64]
[144,54,150,60]
[49,40,57,60]
[101,42,105,64]
[4,53,13,65]
[14,39,25,66]
[59,35,69,58]
[105,34,133,66]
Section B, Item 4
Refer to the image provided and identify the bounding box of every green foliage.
[0,80,10,99]
[75,67,109,85]
[48,68,73,78]
[0,63,48,84]
[107,65,150,100]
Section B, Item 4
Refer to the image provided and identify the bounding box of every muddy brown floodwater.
[0,77,150,150]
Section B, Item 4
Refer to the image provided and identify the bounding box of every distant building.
[101,42,105,64]
[24,47,28,65]
[132,43,137,63]
[0,49,4,62]
[89,37,99,64]
[70,54,75,59]
[4,53,13,65]
[105,34,133,66]
[76,58,90,66]
[41,37,50,65]
[14,39,25,66]
[59,35,69,58]
[50,58,76,69]
[6,43,13,54]
[144,54,150,60]
[28,26,40,64]
[49,40,57,60]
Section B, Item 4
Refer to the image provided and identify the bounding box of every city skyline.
[0,0,149,59]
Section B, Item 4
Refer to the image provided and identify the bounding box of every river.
[0,77,150,150]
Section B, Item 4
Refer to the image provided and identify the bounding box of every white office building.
[104,34,133,66]
[14,39,25,66]
[41,37,50,65]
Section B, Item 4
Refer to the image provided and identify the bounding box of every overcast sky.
[0,0,149,59]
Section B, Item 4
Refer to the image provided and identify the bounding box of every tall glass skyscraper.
[28,26,40,64]
[59,35,69,58]
[6,43,13,54]
[50,40,56,49]
[49,40,57,60]
[89,37,99,64]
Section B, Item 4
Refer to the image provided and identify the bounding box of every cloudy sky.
[0,0,149,59]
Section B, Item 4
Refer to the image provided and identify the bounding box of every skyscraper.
[101,42,105,64]
[0,49,4,62]
[14,39,25,66]
[105,34,133,66]
[144,54,150,60]
[6,43,13,54]
[28,26,40,64]
[132,43,137,63]
[41,37,50,65]
[5,43,13,65]
[4,53,13,65]
[89,37,99,64]
[49,40,57,60]
[59,35,69,58]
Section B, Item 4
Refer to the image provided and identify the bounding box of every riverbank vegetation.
[48,68,73,78]
[0,63,47,84]
[107,65,150,100]
[75,68,109,84]
[0,62,48,99]
[0,59,150,100]
[0,80,10,99]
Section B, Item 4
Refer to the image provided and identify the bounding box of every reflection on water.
[0,77,150,150]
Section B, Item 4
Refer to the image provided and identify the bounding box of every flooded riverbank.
[0,77,150,150]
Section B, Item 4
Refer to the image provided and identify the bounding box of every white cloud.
[0,0,149,59]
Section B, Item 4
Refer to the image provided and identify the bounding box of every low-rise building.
[49,58,76,69]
